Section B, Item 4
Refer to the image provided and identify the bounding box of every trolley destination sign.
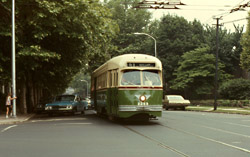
[127,62,155,67]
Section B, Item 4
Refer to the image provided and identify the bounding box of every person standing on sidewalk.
[6,93,17,118]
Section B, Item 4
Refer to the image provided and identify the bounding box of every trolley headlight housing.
[139,95,146,102]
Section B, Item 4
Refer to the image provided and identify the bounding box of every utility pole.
[213,17,222,111]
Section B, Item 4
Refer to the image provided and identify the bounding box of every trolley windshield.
[121,70,161,86]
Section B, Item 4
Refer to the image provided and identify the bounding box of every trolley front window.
[121,70,141,85]
[121,70,161,86]
[142,70,161,86]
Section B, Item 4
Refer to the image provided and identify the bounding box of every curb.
[0,114,35,125]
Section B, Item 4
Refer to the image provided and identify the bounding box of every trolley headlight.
[139,95,146,102]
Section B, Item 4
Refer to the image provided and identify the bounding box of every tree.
[240,12,250,71]
[105,0,152,57]
[69,72,90,97]
[0,0,12,84]
[204,25,244,76]
[154,15,206,93]
[0,0,118,113]
[170,47,231,98]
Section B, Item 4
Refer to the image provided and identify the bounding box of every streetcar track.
[158,123,250,154]
[123,125,190,157]
[123,119,250,156]
[202,125,250,138]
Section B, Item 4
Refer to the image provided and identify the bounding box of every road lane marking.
[56,123,92,125]
[1,125,18,133]
[202,125,250,138]
[242,119,250,122]
[159,124,250,154]
[224,122,250,128]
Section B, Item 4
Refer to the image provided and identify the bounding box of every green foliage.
[69,72,90,96]
[171,47,215,95]
[105,0,152,57]
[155,15,206,84]
[171,47,231,97]
[240,12,250,71]
[191,99,250,107]
[0,0,118,92]
[205,25,244,75]
[18,45,61,61]
[219,78,250,100]
[0,0,118,99]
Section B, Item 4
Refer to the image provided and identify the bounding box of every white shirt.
[6,96,11,106]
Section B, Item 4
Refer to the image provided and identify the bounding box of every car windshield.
[167,96,184,101]
[55,95,75,101]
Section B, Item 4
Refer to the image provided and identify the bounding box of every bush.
[219,78,250,100]
[190,99,250,107]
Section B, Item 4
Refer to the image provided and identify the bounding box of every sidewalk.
[0,114,35,125]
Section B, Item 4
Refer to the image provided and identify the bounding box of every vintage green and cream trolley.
[91,54,163,120]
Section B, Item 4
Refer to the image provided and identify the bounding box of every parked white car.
[163,95,190,110]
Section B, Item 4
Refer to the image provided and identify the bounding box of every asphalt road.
[0,110,250,157]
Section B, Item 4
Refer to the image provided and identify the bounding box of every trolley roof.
[92,54,162,76]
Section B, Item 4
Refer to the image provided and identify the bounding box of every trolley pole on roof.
[134,32,157,57]
[12,0,16,117]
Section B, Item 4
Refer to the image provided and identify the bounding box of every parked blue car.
[45,94,87,115]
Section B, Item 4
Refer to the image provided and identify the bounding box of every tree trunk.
[20,82,27,114]
[34,86,38,107]
[27,74,35,113]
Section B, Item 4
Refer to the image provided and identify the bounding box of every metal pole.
[134,33,157,57]
[12,0,16,117]
[154,38,157,58]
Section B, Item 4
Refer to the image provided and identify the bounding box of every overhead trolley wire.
[223,17,250,24]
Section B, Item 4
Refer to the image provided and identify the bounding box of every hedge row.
[190,99,250,107]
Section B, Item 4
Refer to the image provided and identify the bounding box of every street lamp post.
[134,32,157,57]
[12,0,16,117]
[80,80,88,97]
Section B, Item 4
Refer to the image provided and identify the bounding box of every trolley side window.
[121,70,141,85]
[115,70,118,87]
[142,70,161,86]
[108,71,112,87]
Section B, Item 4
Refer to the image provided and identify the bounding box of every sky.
[150,0,250,32]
